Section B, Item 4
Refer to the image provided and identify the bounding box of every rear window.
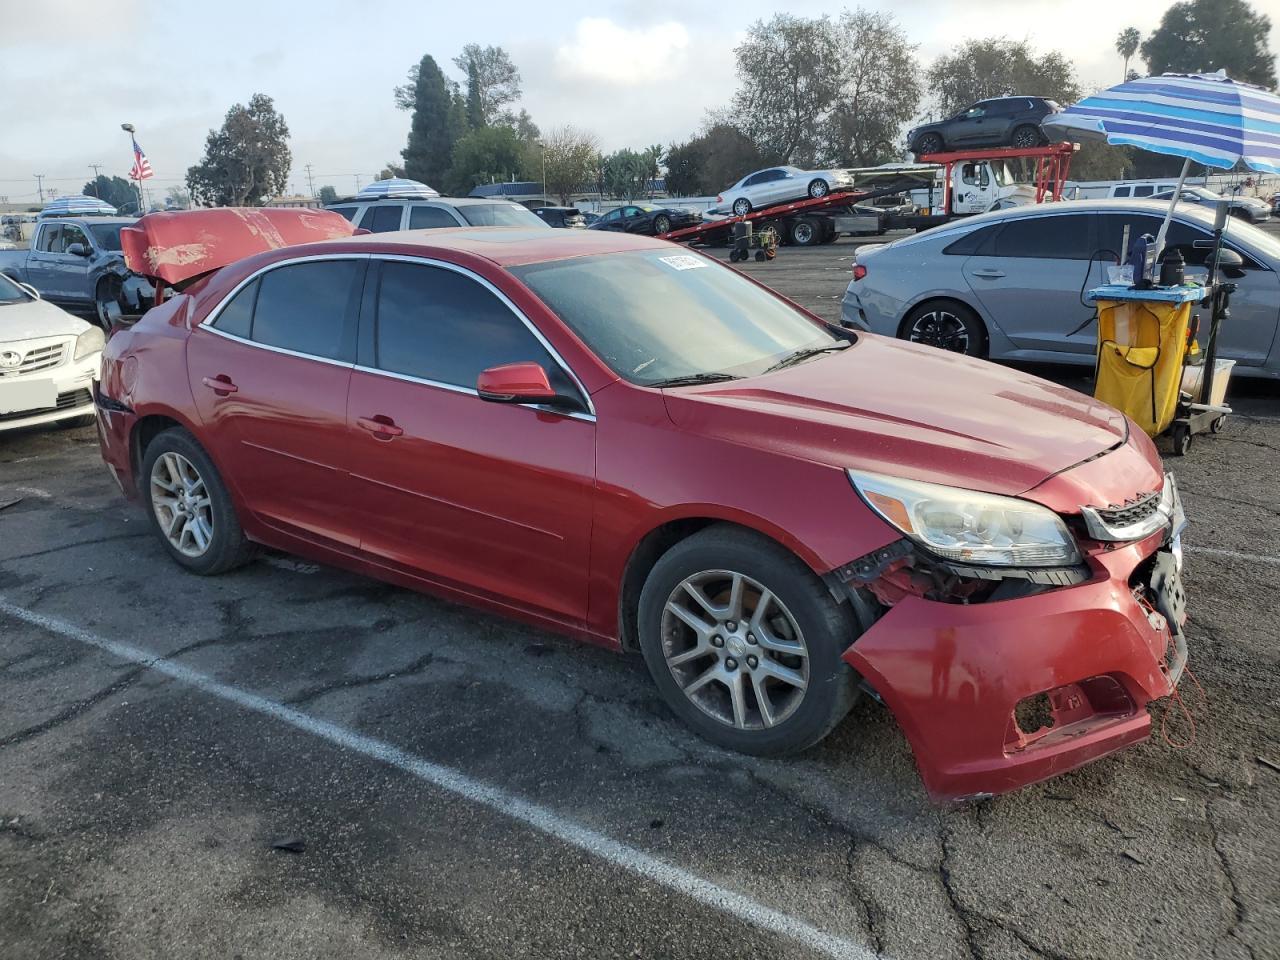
[457,203,546,228]
[943,224,999,256]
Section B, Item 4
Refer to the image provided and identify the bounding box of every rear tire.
[1011,124,1043,149]
[807,178,830,199]
[653,214,672,235]
[140,427,254,575]
[790,218,822,247]
[637,525,860,756]
[901,300,987,357]
[732,197,752,217]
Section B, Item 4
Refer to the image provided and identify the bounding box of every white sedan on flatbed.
[717,166,855,217]
[0,273,103,433]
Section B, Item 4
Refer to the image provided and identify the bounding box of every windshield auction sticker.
[658,254,707,271]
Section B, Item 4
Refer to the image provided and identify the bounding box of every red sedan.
[96,209,1189,801]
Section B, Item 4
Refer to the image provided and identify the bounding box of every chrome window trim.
[197,251,596,419]
[370,253,596,418]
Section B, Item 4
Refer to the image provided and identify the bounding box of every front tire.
[140,427,254,575]
[637,525,860,756]
[914,133,944,156]
[901,300,987,357]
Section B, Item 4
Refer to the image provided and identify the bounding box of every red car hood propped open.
[120,208,356,286]
[663,334,1129,498]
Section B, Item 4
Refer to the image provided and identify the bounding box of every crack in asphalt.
[0,669,143,750]
[938,826,984,960]
[0,532,151,565]
[0,818,46,843]
[1204,797,1257,960]
[1177,484,1280,519]
[283,652,439,706]
[845,837,887,956]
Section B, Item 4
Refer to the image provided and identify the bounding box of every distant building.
[264,195,322,209]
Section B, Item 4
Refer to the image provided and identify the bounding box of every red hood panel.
[663,335,1127,496]
[121,208,356,286]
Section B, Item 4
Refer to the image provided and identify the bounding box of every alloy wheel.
[150,451,214,558]
[908,309,970,353]
[733,198,751,217]
[809,180,829,198]
[660,569,809,730]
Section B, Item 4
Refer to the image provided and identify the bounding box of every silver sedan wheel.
[150,452,214,558]
[660,569,809,730]
[908,309,970,353]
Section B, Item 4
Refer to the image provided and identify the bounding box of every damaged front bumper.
[843,530,1186,802]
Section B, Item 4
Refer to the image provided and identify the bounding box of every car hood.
[0,297,89,342]
[662,334,1128,497]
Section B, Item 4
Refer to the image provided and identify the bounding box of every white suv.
[326,196,549,233]
[0,275,103,433]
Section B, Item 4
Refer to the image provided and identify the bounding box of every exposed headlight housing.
[74,326,105,361]
[848,469,1081,567]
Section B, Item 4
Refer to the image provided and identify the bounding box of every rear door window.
[409,205,460,229]
[990,214,1094,260]
[250,260,363,361]
[329,206,359,222]
[1133,185,1156,197]
[359,205,404,233]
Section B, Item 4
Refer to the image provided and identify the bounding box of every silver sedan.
[841,199,1280,378]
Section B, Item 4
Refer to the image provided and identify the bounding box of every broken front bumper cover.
[843,532,1182,802]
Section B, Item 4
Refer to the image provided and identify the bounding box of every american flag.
[129,137,154,181]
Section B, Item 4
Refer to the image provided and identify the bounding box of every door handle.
[971,268,1006,279]
[357,415,403,439]
[201,375,238,395]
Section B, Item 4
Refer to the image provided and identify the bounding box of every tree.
[600,148,662,200]
[512,109,540,146]
[81,175,136,210]
[400,55,466,189]
[730,14,842,165]
[453,44,521,127]
[664,125,764,196]
[927,39,1080,118]
[539,126,598,204]
[165,185,191,209]
[185,93,291,207]
[1142,0,1275,88]
[1116,28,1142,82]
[1069,140,1134,181]
[446,125,526,195]
[825,10,921,165]
[317,185,338,204]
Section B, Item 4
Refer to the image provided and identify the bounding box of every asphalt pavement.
[1,238,1278,960]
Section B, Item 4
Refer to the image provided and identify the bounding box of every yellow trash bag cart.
[1086,282,1234,455]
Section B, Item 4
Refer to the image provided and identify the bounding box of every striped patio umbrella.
[39,194,118,217]
[356,177,440,200]
[1043,71,1280,254]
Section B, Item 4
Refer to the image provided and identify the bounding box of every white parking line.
[1184,545,1280,566]
[0,598,875,960]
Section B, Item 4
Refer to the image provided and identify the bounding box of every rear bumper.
[93,382,139,499]
[844,535,1180,801]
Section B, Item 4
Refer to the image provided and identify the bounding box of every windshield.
[511,250,840,386]
[0,273,31,304]
[88,223,123,251]
[458,203,547,228]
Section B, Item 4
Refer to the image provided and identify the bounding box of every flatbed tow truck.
[659,142,1076,248]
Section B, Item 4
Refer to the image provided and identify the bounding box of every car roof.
[328,196,522,207]
[337,226,670,267]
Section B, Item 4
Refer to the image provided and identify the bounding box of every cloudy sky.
[1,0,1274,202]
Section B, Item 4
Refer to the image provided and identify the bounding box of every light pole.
[535,140,547,207]
[120,123,144,215]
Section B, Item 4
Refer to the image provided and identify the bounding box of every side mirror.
[477,362,557,404]
[66,243,89,257]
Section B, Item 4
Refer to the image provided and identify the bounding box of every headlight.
[848,469,1081,567]
[74,326,105,361]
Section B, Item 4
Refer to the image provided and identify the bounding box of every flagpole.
[121,122,145,216]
